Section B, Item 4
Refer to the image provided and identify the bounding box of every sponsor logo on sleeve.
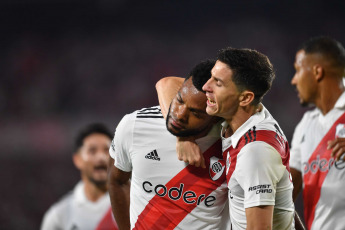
[248,184,273,194]
[209,156,225,181]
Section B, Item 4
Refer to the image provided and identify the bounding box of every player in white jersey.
[41,124,118,230]
[290,36,345,230]
[200,47,295,229]
[162,49,296,229]
[108,60,230,230]
[221,107,295,229]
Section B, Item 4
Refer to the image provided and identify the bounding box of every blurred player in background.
[41,123,118,230]
[108,60,230,230]
[290,36,345,230]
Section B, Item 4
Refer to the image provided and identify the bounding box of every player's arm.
[156,76,205,167]
[294,211,306,230]
[108,157,131,230]
[290,167,303,201]
[245,205,274,230]
[155,76,184,118]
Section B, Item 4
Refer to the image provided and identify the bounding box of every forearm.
[294,211,306,230]
[108,158,131,230]
[156,76,184,118]
[290,168,302,201]
[109,180,131,230]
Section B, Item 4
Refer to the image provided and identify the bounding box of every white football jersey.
[110,106,230,230]
[222,106,295,230]
[290,92,345,230]
[41,181,118,230]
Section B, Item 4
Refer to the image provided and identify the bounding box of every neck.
[83,178,107,202]
[315,78,344,115]
[224,104,262,137]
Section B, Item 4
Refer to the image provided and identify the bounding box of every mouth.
[170,118,184,129]
[94,165,107,172]
[207,97,216,106]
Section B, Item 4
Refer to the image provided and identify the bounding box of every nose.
[291,74,297,85]
[202,78,212,92]
[175,104,188,123]
[96,151,109,162]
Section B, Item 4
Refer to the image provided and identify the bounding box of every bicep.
[108,158,131,185]
[156,76,184,118]
[245,205,274,230]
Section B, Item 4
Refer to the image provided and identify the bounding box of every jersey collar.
[221,104,267,149]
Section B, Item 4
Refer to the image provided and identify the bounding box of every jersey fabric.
[41,181,118,230]
[110,106,229,230]
[222,105,295,230]
[290,92,345,230]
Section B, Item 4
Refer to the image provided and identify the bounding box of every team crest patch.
[336,124,345,138]
[209,156,225,181]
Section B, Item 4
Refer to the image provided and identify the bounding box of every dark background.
[1,0,344,229]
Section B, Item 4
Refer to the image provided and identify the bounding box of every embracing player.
[108,60,229,230]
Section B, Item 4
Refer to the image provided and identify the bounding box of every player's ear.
[73,151,83,170]
[313,65,324,82]
[239,90,255,106]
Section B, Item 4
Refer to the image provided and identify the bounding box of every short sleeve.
[236,142,286,209]
[40,206,61,230]
[109,113,135,172]
[289,116,306,172]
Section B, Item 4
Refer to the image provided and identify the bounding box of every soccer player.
[290,36,345,230]
[203,48,295,229]
[161,48,296,229]
[108,60,230,230]
[41,123,118,230]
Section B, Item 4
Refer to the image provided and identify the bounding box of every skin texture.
[73,133,111,201]
[156,76,184,119]
[203,60,257,133]
[166,78,215,138]
[291,50,320,107]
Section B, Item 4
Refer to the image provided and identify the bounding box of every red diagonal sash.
[133,139,224,230]
[95,207,118,230]
[303,112,345,230]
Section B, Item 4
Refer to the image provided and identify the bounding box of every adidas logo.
[145,150,160,161]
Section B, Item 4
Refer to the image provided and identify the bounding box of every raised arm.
[108,158,131,230]
[155,76,184,118]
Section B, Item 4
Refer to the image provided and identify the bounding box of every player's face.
[291,50,318,106]
[75,133,111,186]
[166,78,214,137]
[202,60,241,120]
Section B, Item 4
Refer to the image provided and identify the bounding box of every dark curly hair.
[299,36,345,70]
[74,123,113,152]
[185,59,215,92]
[218,47,275,105]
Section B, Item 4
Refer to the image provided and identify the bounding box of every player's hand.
[328,137,345,161]
[176,137,205,168]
